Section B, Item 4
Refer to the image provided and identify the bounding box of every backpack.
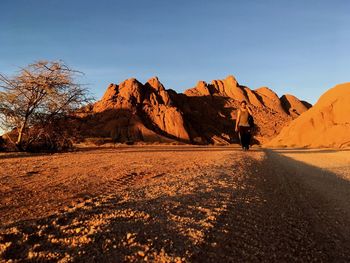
[248,114,254,128]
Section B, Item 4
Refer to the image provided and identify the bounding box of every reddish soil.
[0,146,349,262]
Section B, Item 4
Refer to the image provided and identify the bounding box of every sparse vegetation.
[0,61,91,151]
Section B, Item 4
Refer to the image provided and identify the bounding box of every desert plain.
[1,145,349,262]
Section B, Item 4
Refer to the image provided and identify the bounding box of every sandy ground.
[272,148,350,180]
[0,146,349,262]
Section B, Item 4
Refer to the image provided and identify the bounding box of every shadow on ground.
[269,148,350,154]
[192,149,350,262]
[1,150,350,262]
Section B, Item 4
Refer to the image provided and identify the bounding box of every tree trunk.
[16,121,27,150]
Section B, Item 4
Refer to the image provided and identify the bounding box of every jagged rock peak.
[184,80,211,96]
[147,76,165,91]
[77,74,314,146]
[224,75,239,87]
[196,80,207,88]
[119,77,142,86]
[255,87,278,97]
[280,94,311,117]
[100,83,118,101]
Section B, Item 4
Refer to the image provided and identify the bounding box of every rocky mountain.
[280,94,312,118]
[76,75,311,145]
[266,83,350,148]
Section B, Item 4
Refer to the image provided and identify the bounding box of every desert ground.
[0,145,350,262]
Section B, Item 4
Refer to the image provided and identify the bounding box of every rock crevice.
[77,75,311,145]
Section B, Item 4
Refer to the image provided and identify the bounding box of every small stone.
[138,251,145,257]
[28,251,35,259]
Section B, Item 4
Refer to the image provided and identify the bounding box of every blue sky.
[0,0,349,104]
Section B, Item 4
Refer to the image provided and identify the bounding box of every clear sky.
[0,0,349,104]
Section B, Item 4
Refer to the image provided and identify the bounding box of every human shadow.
[192,149,350,262]
[3,149,347,261]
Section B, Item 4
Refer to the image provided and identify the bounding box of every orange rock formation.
[267,83,350,148]
[77,75,311,145]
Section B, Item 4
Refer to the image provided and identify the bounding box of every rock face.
[255,87,287,114]
[77,77,190,143]
[77,75,311,145]
[280,94,311,117]
[267,83,350,148]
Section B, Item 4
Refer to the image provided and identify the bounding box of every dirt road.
[0,146,349,262]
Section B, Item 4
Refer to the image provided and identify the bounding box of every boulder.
[267,83,350,148]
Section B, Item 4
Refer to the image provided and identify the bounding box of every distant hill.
[75,75,311,145]
[266,83,350,148]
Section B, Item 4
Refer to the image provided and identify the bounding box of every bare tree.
[0,61,91,150]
